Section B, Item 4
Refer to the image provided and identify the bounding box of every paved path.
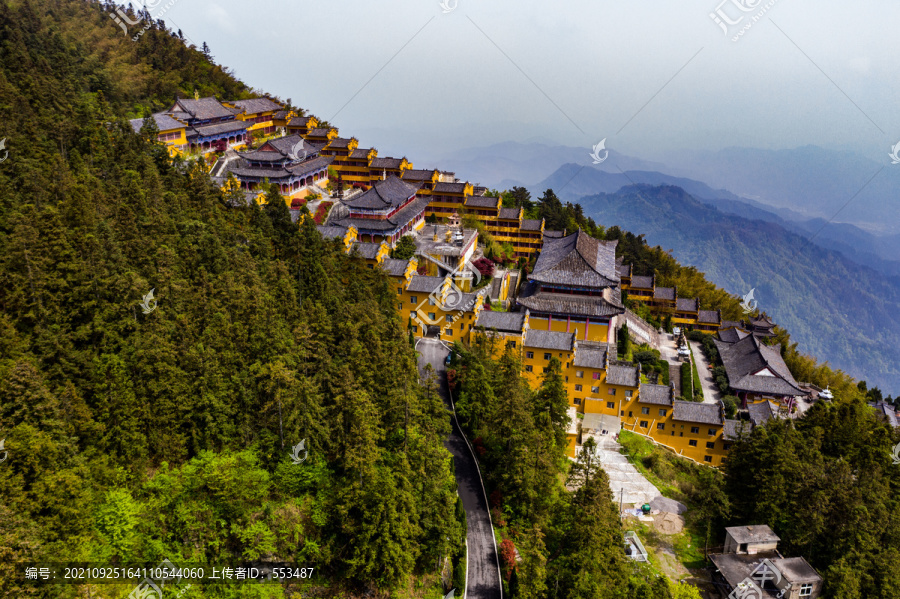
[689,341,721,405]
[416,338,502,599]
[586,433,660,506]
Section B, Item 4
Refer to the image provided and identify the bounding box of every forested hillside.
[0,1,459,596]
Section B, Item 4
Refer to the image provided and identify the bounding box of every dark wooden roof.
[343,176,419,210]
[475,311,527,333]
[229,97,282,114]
[638,383,673,405]
[713,335,804,396]
[517,281,624,318]
[529,230,619,289]
[606,363,639,387]
[672,400,722,425]
[172,97,234,121]
[523,329,575,351]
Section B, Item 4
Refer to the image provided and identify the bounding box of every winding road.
[416,337,502,599]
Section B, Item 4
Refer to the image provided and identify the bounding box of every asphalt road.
[416,337,502,599]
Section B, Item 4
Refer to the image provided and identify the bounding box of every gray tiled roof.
[229,97,282,115]
[606,363,639,387]
[698,309,721,325]
[747,401,774,426]
[618,263,632,278]
[379,258,413,277]
[639,383,673,405]
[370,157,405,169]
[306,127,334,137]
[464,196,501,209]
[653,286,676,300]
[676,297,698,312]
[433,182,468,194]
[188,119,248,138]
[401,169,437,181]
[349,148,373,159]
[714,335,803,396]
[287,155,334,176]
[287,116,315,127]
[406,275,446,294]
[718,328,750,344]
[723,418,753,440]
[327,137,355,149]
[573,343,608,369]
[498,207,521,220]
[172,97,234,121]
[475,310,527,333]
[542,229,565,238]
[330,196,430,232]
[529,230,619,289]
[521,219,543,231]
[349,242,383,260]
[343,176,419,210]
[672,400,722,425]
[129,113,185,133]
[871,402,899,427]
[517,281,624,318]
[523,329,575,351]
[630,275,654,289]
[316,225,349,240]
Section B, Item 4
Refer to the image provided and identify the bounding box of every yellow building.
[286,116,318,136]
[400,169,440,195]
[225,97,284,136]
[304,126,339,144]
[517,230,626,344]
[129,113,188,156]
[317,225,358,251]
[348,240,390,267]
[370,156,413,180]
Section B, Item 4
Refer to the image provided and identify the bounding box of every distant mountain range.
[533,164,900,278]
[570,183,900,395]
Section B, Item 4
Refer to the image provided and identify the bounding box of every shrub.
[680,362,692,398]
[723,395,739,419]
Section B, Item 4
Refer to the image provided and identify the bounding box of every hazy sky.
[145,0,899,164]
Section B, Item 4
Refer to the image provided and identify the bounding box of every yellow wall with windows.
[527,316,610,344]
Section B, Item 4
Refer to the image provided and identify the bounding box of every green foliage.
[0,3,459,593]
[392,234,417,260]
[679,363,693,401]
[723,399,900,598]
[722,395,739,419]
[617,323,632,360]
[534,189,604,238]
[452,343,673,598]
